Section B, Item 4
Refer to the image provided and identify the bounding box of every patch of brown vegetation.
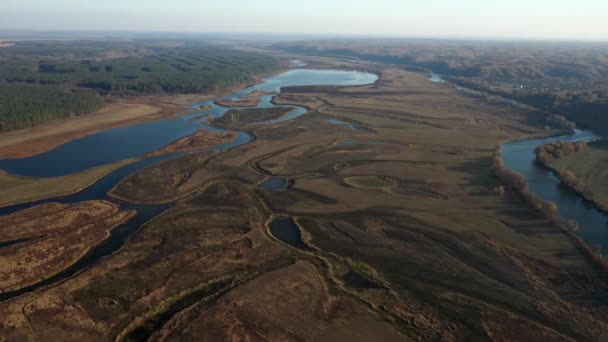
[0,201,135,293]
[160,260,403,341]
[214,98,260,108]
[0,181,294,340]
[272,93,328,110]
[483,309,571,342]
[148,130,236,156]
[211,107,294,130]
[108,152,216,204]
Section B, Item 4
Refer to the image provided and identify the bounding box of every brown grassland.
[0,201,134,293]
[272,94,328,110]
[1,58,608,340]
[213,98,261,108]
[209,107,295,131]
[148,130,236,157]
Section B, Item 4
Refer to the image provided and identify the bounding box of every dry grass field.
[0,201,134,293]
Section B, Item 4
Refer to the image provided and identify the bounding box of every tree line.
[492,151,608,272]
[0,84,103,132]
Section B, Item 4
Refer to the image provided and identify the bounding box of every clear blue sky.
[2,0,607,40]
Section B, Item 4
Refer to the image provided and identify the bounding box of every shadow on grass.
[448,156,498,187]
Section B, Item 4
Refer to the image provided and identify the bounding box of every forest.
[0,40,277,132]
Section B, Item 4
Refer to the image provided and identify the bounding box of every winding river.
[5,66,606,300]
[430,73,608,250]
[0,68,377,300]
[501,131,608,250]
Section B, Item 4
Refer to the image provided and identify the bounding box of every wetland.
[2,54,608,341]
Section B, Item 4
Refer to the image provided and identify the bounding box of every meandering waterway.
[0,69,377,300]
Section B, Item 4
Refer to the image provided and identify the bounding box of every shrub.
[560,170,577,186]
[536,141,587,164]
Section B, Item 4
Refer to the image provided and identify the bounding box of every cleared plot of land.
[0,201,134,293]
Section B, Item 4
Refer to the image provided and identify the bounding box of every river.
[501,131,608,250]
[430,73,608,250]
[0,68,377,300]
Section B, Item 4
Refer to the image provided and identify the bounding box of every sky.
[1,0,607,41]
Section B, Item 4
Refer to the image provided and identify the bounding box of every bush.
[536,141,587,164]
[560,170,577,186]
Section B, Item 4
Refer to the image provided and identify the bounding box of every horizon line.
[0,28,607,44]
